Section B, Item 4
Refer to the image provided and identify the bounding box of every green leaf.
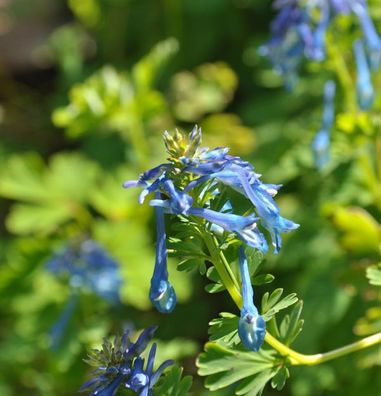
[366,264,381,286]
[246,248,265,277]
[328,206,381,254]
[261,289,299,322]
[170,62,238,122]
[132,38,179,91]
[236,368,279,396]
[6,203,73,235]
[205,266,226,293]
[205,282,226,293]
[154,366,192,396]
[197,342,276,394]
[279,301,304,345]
[208,312,240,347]
[252,273,275,286]
[0,153,99,234]
[271,366,289,391]
[177,258,205,274]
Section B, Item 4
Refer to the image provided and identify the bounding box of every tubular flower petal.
[354,39,375,110]
[150,192,177,314]
[237,247,266,351]
[312,80,336,169]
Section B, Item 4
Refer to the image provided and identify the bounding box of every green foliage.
[261,289,299,323]
[52,38,178,140]
[170,62,238,122]
[327,206,381,255]
[197,343,280,395]
[366,264,381,286]
[154,366,193,396]
[0,153,99,234]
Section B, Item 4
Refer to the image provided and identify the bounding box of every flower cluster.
[80,326,173,396]
[46,240,122,347]
[261,0,381,98]
[46,239,122,303]
[123,127,299,351]
[312,80,336,169]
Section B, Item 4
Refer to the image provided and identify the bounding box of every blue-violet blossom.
[123,128,299,327]
[238,246,266,351]
[46,240,122,347]
[80,326,173,396]
[261,0,381,90]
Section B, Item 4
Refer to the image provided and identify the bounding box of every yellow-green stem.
[327,33,357,113]
[204,232,381,366]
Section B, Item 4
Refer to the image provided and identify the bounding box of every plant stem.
[203,232,242,308]
[327,33,357,113]
[204,231,381,366]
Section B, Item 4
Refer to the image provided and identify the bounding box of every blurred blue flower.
[80,326,173,396]
[237,247,266,352]
[354,39,375,110]
[312,80,336,169]
[261,0,381,88]
[46,240,122,303]
[46,240,122,347]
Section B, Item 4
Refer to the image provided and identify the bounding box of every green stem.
[203,232,242,308]
[326,33,356,113]
[204,231,381,365]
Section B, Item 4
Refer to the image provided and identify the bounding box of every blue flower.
[237,247,266,352]
[46,240,123,347]
[123,127,299,313]
[354,39,375,110]
[259,1,326,88]
[150,192,177,314]
[80,326,174,396]
[352,1,381,69]
[261,0,381,88]
[312,80,336,169]
[46,240,122,303]
[182,154,299,253]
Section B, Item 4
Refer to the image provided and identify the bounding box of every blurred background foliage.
[0,0,380,395]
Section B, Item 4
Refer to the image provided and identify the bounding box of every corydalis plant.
[80,326,174,396]
[123,127,299,351]
[261,0,381,97]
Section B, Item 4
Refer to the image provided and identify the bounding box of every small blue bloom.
[352,1,381,69]
[237,247,266,352]
[80,326,173,396]
[259,1,324,88]
[312,128,330,170]
[46,240,123,347]
[354,38,375,110]
[150,192,177,313]
[46,240,122,303]
[312,80,336,169]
